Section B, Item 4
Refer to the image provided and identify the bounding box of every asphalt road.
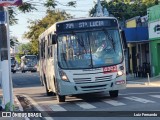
[10,72,160,120]
[12,72,41,88]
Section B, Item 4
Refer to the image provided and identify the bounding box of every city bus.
[39,17,126,102]
[21,55,38,73]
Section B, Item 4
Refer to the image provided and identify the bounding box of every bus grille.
[73,78,92,84]
[73,75,112,84]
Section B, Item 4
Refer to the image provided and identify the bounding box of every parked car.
[11,57,17,73]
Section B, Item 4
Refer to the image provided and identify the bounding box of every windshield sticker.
[106,59,113,64]
[103,66,117,74]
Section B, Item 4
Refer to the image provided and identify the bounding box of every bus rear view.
[39,17,126,102]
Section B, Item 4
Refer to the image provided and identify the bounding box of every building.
[124,15,150,77]
[148,4,160,76]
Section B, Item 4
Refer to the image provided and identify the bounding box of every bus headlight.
[117,66,124,77]
[117,71,123,76]
[59,70,69,82]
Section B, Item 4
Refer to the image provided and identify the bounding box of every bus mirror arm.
[123,49,126,54]
[120,30,127,50]
[52,34,57,44]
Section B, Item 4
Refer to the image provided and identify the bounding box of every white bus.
[21,55,38,73]
[39,17,126,102]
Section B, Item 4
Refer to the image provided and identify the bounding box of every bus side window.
[50,46,53,58]
[48,46,50,58]
[45,40,47,59]
[42,39,45,59]
[40,42,43,59]
[47,45,53,58]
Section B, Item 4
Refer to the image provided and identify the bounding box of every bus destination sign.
[57,19,118,32]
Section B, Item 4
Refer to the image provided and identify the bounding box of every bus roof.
[39,17,118,40]
[56,17,117,24]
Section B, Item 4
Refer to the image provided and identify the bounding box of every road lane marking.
[41,105,52,111]
[124,96,155,103]
[36,101,55,104]
[150,95,160,99]
[50,104,67,111]
[23,95,54,120]
[119,92,160,96]
[75,102,96,109]
[103,99,126,106]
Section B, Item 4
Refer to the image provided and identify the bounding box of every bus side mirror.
[52,34,57,44]
[120,30,127,50]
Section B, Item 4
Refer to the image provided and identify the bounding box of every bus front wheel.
[54,79,65,102]
[57,95,65,102]
[109,90,119,98]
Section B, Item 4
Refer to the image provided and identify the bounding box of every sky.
[10,0,97,43]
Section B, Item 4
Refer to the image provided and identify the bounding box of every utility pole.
[0,6,14,111]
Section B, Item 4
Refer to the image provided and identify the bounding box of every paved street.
[12,72,41,88]
[1,72,160,120]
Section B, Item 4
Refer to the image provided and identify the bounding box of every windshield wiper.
[103,29,115,52]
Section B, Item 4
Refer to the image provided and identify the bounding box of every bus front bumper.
[57,76,126,96]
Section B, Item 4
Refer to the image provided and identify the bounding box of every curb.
[127,81,145,85]
[144,82,160,87]
[127,81,160,87]
[14,96,23,111]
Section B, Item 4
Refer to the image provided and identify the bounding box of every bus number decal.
[66,23,74,29]
[103,66,117,73]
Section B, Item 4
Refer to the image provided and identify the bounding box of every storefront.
[148,4,160,76]
[124,27,149,76]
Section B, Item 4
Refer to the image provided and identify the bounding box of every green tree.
[9,0,76,25]
[10,36,19,48]
[18,43,32,54]
[90,0,158,21]
[24,10,71,54]
[3,0,76,51]
[15,43,32,63]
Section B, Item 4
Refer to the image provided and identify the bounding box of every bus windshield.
[24,56,37,66]
[58,29,123,69]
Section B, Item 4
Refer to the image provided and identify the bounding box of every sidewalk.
[126,74,160,87]
[0,96,26,120]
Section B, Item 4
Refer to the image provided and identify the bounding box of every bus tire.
[54,79,65,102]
[44,75,53,96]
[109,90,119,98]
[57,95,65,102]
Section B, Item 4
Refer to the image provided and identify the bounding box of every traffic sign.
[0,11,5,22]
[0,0,22,6]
